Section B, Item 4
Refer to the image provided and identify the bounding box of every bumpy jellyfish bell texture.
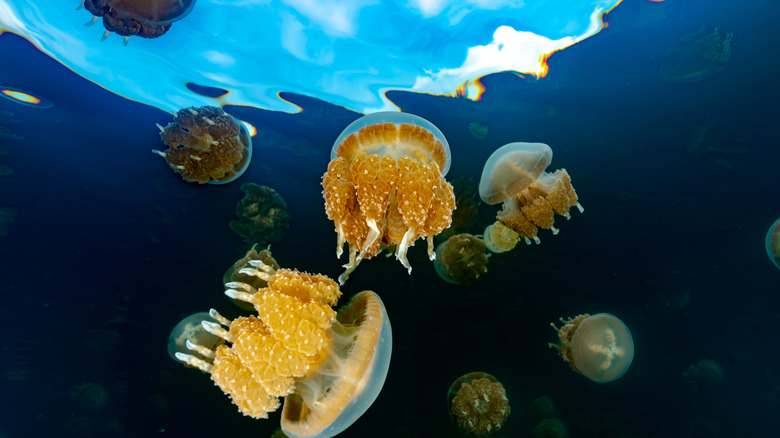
[153,106,252,184]
[322,112,456,284]
[175,261,392,438]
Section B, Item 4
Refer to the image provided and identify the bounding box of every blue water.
[1,0,779,437]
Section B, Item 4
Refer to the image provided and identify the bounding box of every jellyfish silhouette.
[766,217,780,270]
[80,0,196,44]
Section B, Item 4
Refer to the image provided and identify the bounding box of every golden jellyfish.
[479,142,582,245]
[766,217,780,270]
[447,372,510,436]
[174,261,392,438]
[434,234,489,285]
[483,221,520,254]
[153,106,252,184]
[167,312,224,364]
[549,313,634,383]
[79,0,196,44]
[322,112,456,284]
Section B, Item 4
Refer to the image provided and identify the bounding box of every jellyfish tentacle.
[174,352,214,373]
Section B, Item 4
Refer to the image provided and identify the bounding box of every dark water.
[1,0,779,437]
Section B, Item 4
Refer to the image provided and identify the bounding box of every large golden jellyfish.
[80,0,196,44]
[174,261,392,438]
[153,106,252,184]
[479,143,582,245]
[447,372,510,436]
[549,313,634,383]
[766,217,780,270]
[322,112,456,284]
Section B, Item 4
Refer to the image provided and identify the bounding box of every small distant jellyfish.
[766,217,780,270]
[468,122,489,140]
[483,221,520,254]
[660,26,733,83]
[80,0,197,45]
[683,359,724,390]
[228,183,290,245]
[434,234,489,285]
[549,313,634,383]
[447,372,510,436]
[479,142,582,246]
[321,112,456,284]
[533,418,569,438]
[153,106,252,184]
[69,382,110,413]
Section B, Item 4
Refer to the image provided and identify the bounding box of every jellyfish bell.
[683,359,724,390]
[479,142,552,205]
[281,290,392,438]
[152,106,253,185]
[447,372,510,436]
[167,311,223,364]
[81,0,197,44]
[434,234,489,285]
[322,111,456,284]
[174,263,392,438]
[766,217,780,270]
[549,313,634,383]
[483,221,520,253]
[479,142,582,245]
[330,112,451,175]
[659,26,732,83]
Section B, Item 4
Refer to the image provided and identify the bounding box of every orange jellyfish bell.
[479,142,582,245]
[322,112,456,284]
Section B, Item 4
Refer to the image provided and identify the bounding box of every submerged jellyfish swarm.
[322,112,456,284]
[479,142,582,245]
[175,262,392,438]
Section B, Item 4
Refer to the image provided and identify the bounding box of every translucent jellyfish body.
[766,217,780,270]
[322,112,456,284]
[660,26,732,83]
[153,106,252,184]
[80,0,196,44]
[483,221,520,253]
[447,372,510,436]
[167,312,223,364]
[683,359,724,390]
[549,313,634,383]
[229,183,291,244]
[479,142,582,245]
[434,234,489,285]
[174,262,392,438]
